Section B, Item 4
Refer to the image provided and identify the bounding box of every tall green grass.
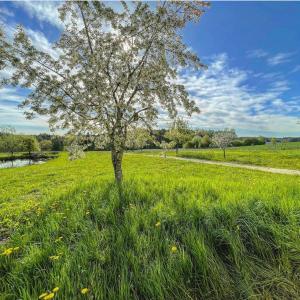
[175,142,300,170]
[0,152,299,299]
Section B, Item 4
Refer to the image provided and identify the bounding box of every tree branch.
[78,3,94,55]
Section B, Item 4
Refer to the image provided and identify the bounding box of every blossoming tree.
[0,1,209,182]
[212,129,237,158]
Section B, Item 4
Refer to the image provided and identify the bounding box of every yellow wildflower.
[52,287,59,292]
[49,255,60,260]
[85,211,90,215]
[13,247,20,251]
[171,246,177,253]
[55,236,63,243]
[155,221,161,227]
[1,248,13,256]
[81,288,89,294]
[44,293,55,299]
[38,292,48,299]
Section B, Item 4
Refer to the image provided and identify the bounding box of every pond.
[0,158,47,169]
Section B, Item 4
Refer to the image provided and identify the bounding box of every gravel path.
[157,155,300,176]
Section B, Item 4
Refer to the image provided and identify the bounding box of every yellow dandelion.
[171,246,177,253]
[49,255,60,260]
[38,292,48,299]
[155,221,161,227]
[1,248,13,256]
[81,288,89,294]
[52,287,59,292]
[44,293,55,299]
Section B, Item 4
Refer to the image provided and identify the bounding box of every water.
[0,159,46,169]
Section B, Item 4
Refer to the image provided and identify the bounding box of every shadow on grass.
[1,179,299,299]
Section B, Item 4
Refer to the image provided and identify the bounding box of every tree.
[51,136,64,151]
[0,126,21,157]
[183,141,194,149]
[23,136,40,155]
[0,1,209,182]
[165,118,191,154]
[40,140,53,152]
[126,127,152,151]
[231,139,244,147]
[155,140,176,158]
[258,136,266,145]
[212,129,237,158]
[67,142,86,161]
[191,136,202,148]
[200,134,211,148]
[281,138,288,150]
[271,137,277,149]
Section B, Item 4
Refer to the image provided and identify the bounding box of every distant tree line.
[0,126,65,157]
[0,125,298,158]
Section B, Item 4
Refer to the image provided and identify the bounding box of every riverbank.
[0,152,58,161]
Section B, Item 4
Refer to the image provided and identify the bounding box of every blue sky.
[0,1,299,137]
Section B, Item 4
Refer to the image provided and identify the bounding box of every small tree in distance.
[40,140,53,152]
[201,134,211,148]
[155,140,176,158]
[191,136,202,148]
[212,129,237,159]
[23,136,40,156]
[271,137,277,149]
[0,126,21,157]
[126,127,152,151]
[165,118,191,154]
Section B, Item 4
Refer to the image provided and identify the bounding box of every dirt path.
[153,155,300,176]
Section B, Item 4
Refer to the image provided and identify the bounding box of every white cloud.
[247,49,297,68]
[169,54,300,136]
[247,49,268,58]
[0,7,14,18]
[291,65,300,73]
[267,52,294,66]
[26,28,60,59]
[14,1,63,29]
[0,86,49,133]
[0,87,25,103]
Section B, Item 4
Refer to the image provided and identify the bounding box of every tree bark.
[223,148,226,159]
[111,149,123,183]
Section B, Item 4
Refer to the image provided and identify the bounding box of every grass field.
[174,142,300,170]
[1,152,300,299]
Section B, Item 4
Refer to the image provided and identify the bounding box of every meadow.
[0,152,300,299]
[174,142,300,170]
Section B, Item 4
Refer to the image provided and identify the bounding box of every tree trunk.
[223,148,226,159]
[176,144,179,155]
[112,149,123,183]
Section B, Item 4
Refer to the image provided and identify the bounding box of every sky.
[0,1,299,137]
